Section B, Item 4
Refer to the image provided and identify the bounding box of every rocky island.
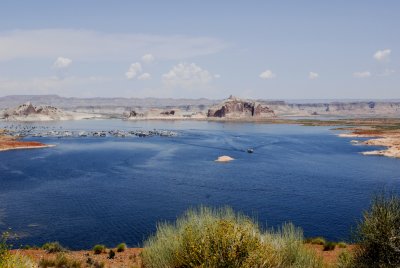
[207,95,275,119]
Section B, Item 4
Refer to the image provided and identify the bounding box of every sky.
[0,0,399,99]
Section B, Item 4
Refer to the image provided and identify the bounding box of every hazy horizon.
[2,94,400,104]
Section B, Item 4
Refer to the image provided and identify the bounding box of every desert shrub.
[336,250,354,268]
[142,206,323,268]
[86,257,105,268]
[323,241,336,251]
[42,241,66,253]
[352,192,400,267]
[305,237,326,245]
[0,252,36,268]
[22,244,38,250]
[272,223,323,267]
[0,232,11,266]
[39,253,82,268]
[337,242,347,248]
[93,244,106,254]
[116,242,127,252]
[108,249,115,259]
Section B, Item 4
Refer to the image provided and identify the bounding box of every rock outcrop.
[207,96,275,119]
[1,102,100,121]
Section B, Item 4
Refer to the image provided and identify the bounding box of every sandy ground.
[11,245,354,267]
[307,244,356,265]
[11,248,143,268]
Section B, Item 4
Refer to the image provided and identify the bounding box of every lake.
[0,120,399,249]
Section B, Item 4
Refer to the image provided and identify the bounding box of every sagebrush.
[142,206,322,268]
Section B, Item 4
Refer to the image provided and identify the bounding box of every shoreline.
[0,144,55,152]
[338,130,400,158]
[0,130,54,152]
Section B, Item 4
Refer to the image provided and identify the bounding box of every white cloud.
[309,72,319,80]
[162,63,213,87]
[259,70,276,80]
[53,57,72,69]
[214,74,221,79]
[138,73,151,80]
[141,54,155,64]
[0,29,227,61]
[125,62,142,79]
[353,71,371,78]
[373,49,391,61]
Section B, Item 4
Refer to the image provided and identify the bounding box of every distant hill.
[1,95,400,118]
[0,95,218,110]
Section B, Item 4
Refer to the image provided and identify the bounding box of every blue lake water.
[0,120,399,249]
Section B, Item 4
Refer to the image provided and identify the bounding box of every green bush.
[336,250,354,268]
[337,242,347,248]
[93,244,106,254]
[1,252,35,268]
[352,192,400,267]
[42,241,66,253]
[22,244,36,250]
[142,206,323,268]
[108,249,115,259]
[86,257,105,268]
[305,237,326,245]
[39,253,81,268]
[0,232,10,264]
[323,241,336,251]
[116,242,127,252]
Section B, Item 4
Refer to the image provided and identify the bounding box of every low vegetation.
[323,241,336,251]
[305,237,326,245]
[142,206,323,268]
[42,241,66,253]
[336,250,354,268]
[351,192,400,267]
[86,257,105,268]
[93,244,106,254]
[0,232,35,268]
[39,253,82,268]
[117,242,127,252]
[108,249,115,259]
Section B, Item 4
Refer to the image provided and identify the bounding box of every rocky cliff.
[207,96,275,119]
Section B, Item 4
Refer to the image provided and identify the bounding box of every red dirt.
[307,244,356,265]
[11,245,356,267]
[0,135,48,151]
[11,248,143,268]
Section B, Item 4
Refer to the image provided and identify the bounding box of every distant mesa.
[215,155,235,162]
[207,95,275,119]
[0,102,101,121]
[126,108,184,119]
[2,102,64,120]
[2,95,400,120]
